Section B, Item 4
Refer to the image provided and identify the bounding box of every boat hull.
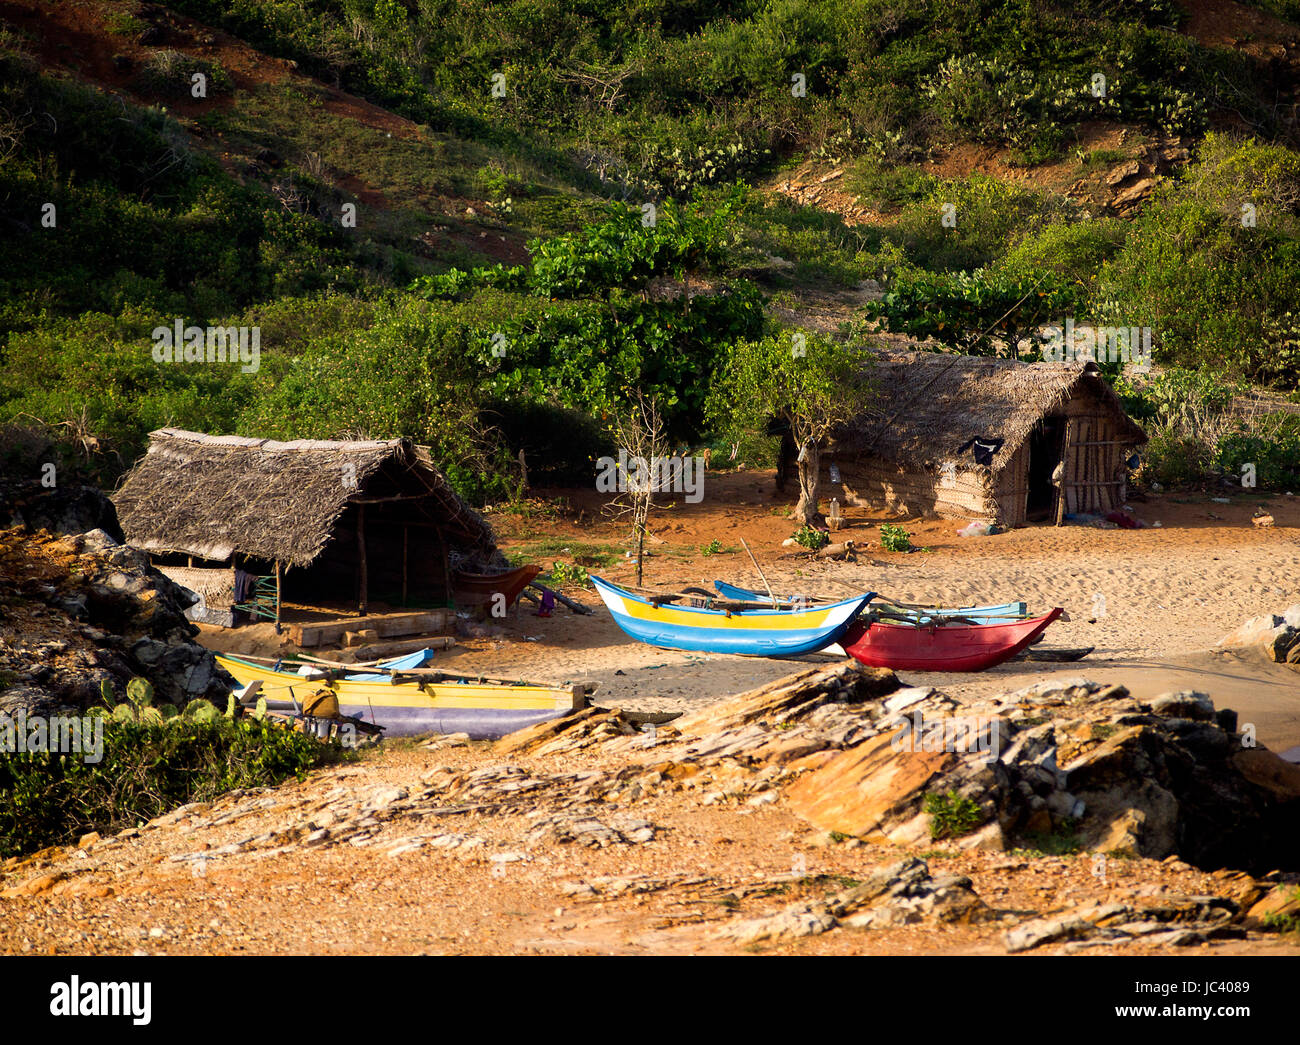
[841,608,1063,672]
[215,654,581,739]
[591,575,871,655]
[712,580,1025,624]
[453,564,542,609]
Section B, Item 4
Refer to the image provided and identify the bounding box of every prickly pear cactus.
[252,696,268,721]
[99,678,116,709]
[126,677,154,708]
[189,702,220,724]
[111,703,137,724]
[160,705,179,722]
[138,706,164,727]
[225,694,238,719]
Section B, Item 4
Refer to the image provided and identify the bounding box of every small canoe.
[590,575,872,655]
[841,608,1063,672]
[215,653,584,739]
[712,580,1026,624]
[453,564,542,609]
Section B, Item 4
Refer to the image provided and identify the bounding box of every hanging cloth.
[957,437,1004,467]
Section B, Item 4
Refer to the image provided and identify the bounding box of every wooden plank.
[344,635,456,662]
[289,609,450,649]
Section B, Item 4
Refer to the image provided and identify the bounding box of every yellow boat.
[215,654,586,739]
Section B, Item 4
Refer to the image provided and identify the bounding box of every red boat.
[453,564,542,609]
[842,608,1064,672]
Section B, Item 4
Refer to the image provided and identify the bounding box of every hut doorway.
[1025,418,1064,522]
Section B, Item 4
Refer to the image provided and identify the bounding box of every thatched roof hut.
[782,351,1147,527]
[113,429,496,622]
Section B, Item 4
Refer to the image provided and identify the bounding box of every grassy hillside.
[3,0,1300,498]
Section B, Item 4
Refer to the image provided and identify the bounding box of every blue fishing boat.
[590,575,872,655]
[712,580,1026,625]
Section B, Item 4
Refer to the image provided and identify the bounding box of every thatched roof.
[113,429,494,568]
[832,351,1147,470]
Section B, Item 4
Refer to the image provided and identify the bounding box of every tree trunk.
[794,441,825,526]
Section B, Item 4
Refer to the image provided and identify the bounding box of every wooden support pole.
[274,559,282,633]
[436,526,452,607]
[1055,420,1074,527]
[357,505,369,616]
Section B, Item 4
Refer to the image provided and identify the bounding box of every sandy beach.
[199,470,1300,751]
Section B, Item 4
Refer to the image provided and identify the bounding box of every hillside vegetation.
[2,0,1300,498]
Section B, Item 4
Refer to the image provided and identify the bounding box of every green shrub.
[880,524,913,552]
[0,716,338,858]
[1215,419,1300,490]
[923,790,984,840]
[791,524,829,551]
[134,50,234,98]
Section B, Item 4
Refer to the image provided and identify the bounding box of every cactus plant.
[225,694,238,719]
[112,703,137,723]
[189,702,220,725]
[126,677,154,708]
[252,696,268,721]
[99,678,116,709]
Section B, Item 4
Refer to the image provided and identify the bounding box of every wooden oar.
[739,537,779,608]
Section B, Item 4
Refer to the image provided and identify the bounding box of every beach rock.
[836,858,993,928]
[1244,885,1300,929]
[1268,627,1299,663]
[717,902,836,946]
[1149,691,1215,721]
[1217,613,1287,650]
[777,674,1300,872]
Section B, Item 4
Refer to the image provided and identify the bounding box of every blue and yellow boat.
[589,575,872,655]
[215,653,586,739]
[712,580,1027,625]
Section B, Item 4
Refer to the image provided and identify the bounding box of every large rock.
[780,679,1300,873]
[0,526,232,711]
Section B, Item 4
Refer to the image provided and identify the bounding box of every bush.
[880,523,914,552]
[134,50,234,98]
[791,524,828,550]
[923,790,984,839]
[0,715,336,858]
[1215,418,1300,490]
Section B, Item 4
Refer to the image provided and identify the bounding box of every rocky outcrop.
[716,857,993,946]
[0,527,231,714]
[1216,605,1300,668]
[785,676,1300,873]
[502,664,1300,875]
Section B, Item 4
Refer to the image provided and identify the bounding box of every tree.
[709,331,871,525]
[855,267,1082,358]
[604,391,668,587]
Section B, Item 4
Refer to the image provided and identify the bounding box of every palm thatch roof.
[832,351,1146,470]
[113,429,494,568]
